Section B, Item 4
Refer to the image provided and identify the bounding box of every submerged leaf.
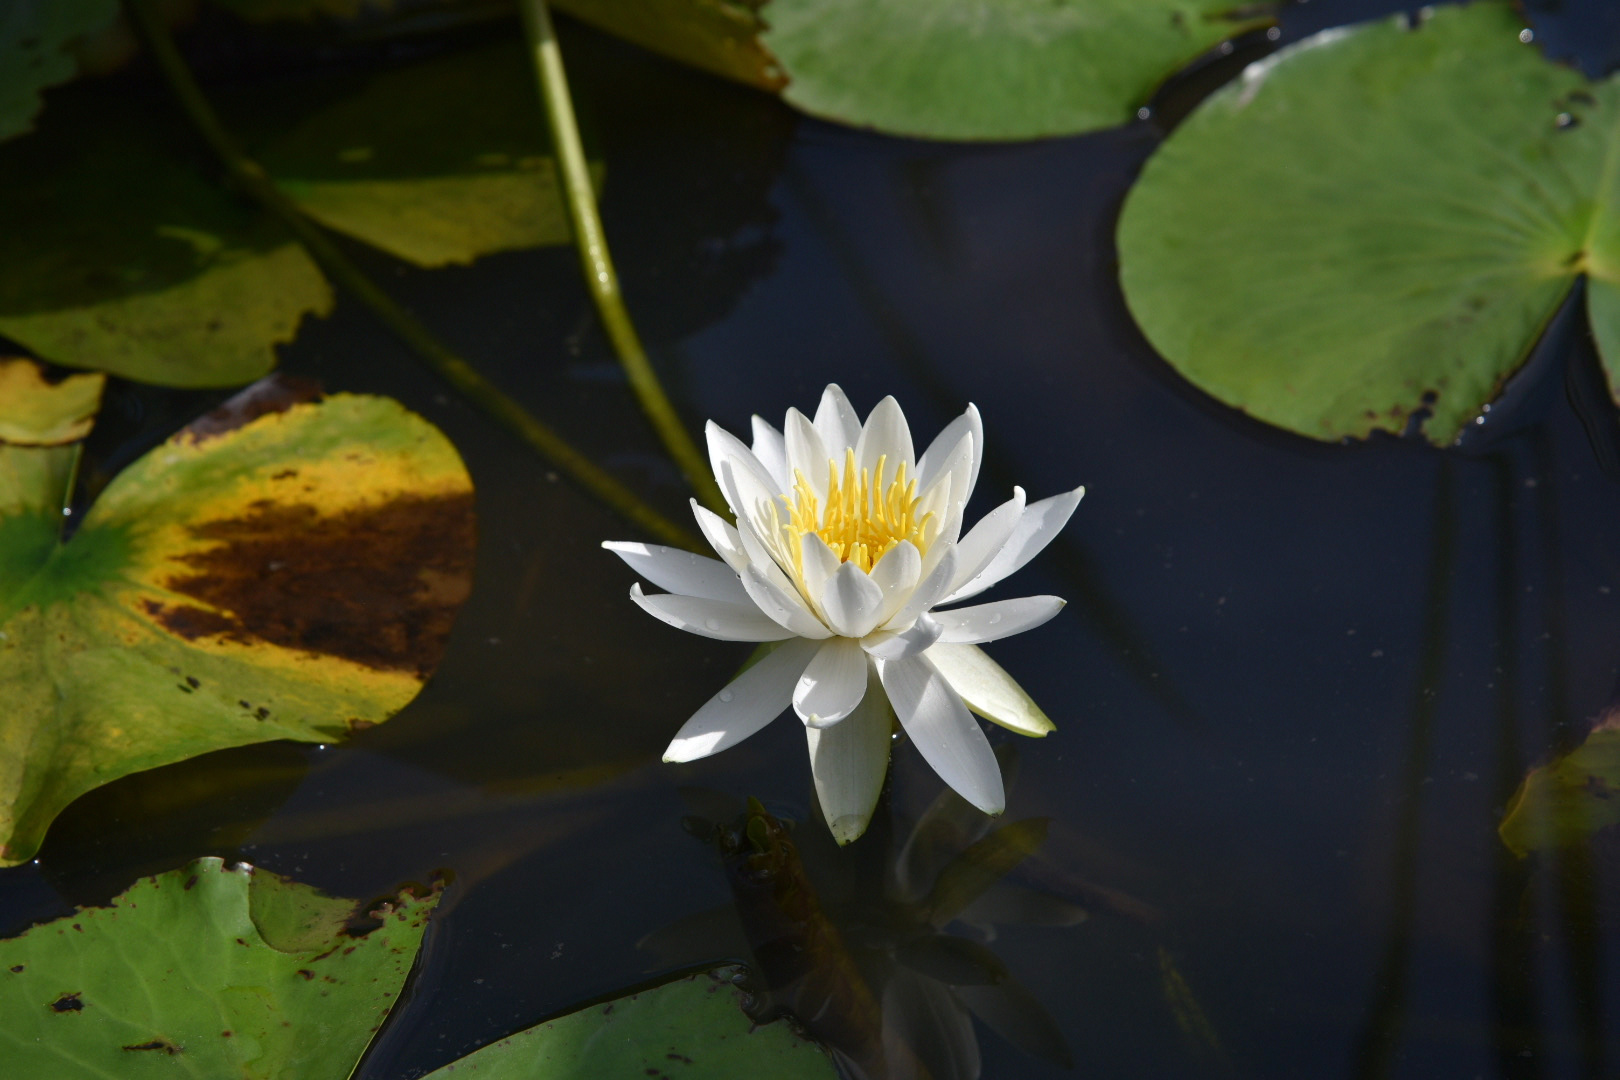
[1118,2,1620,444]
[415,967,839,1079]
[1499,718,1620,856]
[0,377,475,864]
[0,0,118,144]
[0,857,439,1079]
[258,41,593,268]
[0,92,332,387]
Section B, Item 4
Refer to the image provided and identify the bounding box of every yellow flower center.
[777,448,937,575]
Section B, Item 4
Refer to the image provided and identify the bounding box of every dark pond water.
[4,1,1620,1077]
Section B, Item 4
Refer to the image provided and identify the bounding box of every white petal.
[741,564,832,639]
[945,486,1025,596]
[915,432,975,550]
[750,416,790,489]
[784,408,831,502]
[717,458,791,558]
[691,501,749,574]
[917,403,982,500]
[932,596,1065,644]
[867,540,922,627]
[820,561,887,638]
[798,532,842,619]
[630,583,796,642]
[885,546,959,632]
[856,395,915,481]
[735,518,822,630]
[927,642,1055,736]
[943,485,1086,605]
[877,654,1004,814]
[664,639,819,761]
[916,429,974,504]
[807,666,892,844]
[793,637,869,727]
[862,613,943,660]
[705,421,780,519]
[813,384,862,452]
[603,541,747,603]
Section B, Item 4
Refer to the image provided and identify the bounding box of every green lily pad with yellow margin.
[0,360,476,865]
[0,856,441,1078]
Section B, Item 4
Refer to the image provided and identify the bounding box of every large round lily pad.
[1117,2,1620,444]
[553,0,1270,140]
[0,857,440,1079]
[0,371,476,865]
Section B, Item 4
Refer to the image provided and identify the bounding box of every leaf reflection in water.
[645,753,1113,1080]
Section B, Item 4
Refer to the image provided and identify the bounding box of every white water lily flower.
[605,385,1084,844]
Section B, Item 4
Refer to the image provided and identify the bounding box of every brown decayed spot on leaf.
[179,375,323,445]
[122,1040,182,1054]
[144,493,475,676]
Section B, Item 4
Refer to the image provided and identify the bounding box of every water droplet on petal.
[705,618,721,630]
[988,612,1002,625]
[719,690,734,702]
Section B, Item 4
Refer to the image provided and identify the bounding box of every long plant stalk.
[518,0,728,517]
[121,0,702,553]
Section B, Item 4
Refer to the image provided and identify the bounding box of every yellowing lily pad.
[1499,716,1620,857]
[0,357,105,446]
[258,42,593,268]
[551,0,786,91]
[0,375,476,865]
[0,91,333,388]
[1117,2,1620,444]
[0,857,440,1079]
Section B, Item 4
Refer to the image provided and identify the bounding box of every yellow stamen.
[777,448,936,580]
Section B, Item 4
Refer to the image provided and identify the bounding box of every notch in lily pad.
[0,362,477,865]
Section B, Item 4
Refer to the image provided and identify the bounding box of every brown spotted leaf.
[0,856,440,1079]
[0,377,475,865]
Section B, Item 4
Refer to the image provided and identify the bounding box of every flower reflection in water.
[646,751,1098,1080]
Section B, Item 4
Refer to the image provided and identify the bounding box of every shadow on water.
[1350,457,1455,1079]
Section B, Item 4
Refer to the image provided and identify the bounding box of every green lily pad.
[0,856,439,1078]
[0,371,475,865]
[1499,717,1620,857]
[418,966,839,1079]
[553,0,1269,139]
[0,90,333,388]
[257,41,591,268]
[0,0,117,145]
[1117,2,1620,444]
[762,0,1270,139]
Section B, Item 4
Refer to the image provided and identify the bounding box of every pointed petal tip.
[829,814,871,845]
